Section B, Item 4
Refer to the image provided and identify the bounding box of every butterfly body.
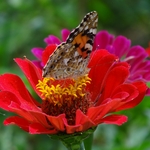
[42,11,98,79]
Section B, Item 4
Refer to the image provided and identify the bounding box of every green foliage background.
[0,0,150,150]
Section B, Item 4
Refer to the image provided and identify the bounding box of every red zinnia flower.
[0,46,147,134]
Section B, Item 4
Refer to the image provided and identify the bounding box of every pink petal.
[31,48,43,60]
[94,30,114,49]
[44,35,61,45]
[61,29,70,41]
[113,36,131,58]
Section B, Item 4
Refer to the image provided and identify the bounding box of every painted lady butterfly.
[42,11,98,79]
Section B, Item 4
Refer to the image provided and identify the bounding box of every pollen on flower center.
[36,74,92,125]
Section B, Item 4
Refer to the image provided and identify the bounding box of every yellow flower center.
[36,74,92,125]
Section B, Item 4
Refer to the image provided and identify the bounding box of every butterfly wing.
[66,11,98,58]
[42,11,98,79]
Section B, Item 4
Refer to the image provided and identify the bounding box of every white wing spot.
[64,58,70,65]
[85,43,92,50]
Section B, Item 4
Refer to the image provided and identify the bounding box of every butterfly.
[42,11,98,79]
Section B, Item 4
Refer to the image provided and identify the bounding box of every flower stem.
[65,142,85,150]
[83,133,93,150]
[80,142,85,150]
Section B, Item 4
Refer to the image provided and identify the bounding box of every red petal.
[146,48,150,56]
[0,91,42,122]
[75,109,95,132]
[64,109,95,134]
[15,58,42,97]
[4,116,58,134]
[0,74,40,107]
[88,50,113,68]
[116,81,147,111]
[87,99,120,124]
[99,115,128,125]
[42,44,57,65]
[29,123,58,134]
[43,114,66,132]
[98,63,129,103]
[63,120,80,134]
[88,50,118,101]
[4,116,30,132]
[0,91,20,111]
[1,92,66,133]
[8,105,64,130]
[111,84,139,111]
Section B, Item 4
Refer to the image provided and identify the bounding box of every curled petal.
[44,35,61,45]
[116,81,147,111]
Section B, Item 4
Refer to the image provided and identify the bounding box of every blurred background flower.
[0,0,150,150]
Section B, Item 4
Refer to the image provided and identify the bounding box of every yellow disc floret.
[36,75,91,107]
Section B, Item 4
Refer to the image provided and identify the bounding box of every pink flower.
[31,29,150,95]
